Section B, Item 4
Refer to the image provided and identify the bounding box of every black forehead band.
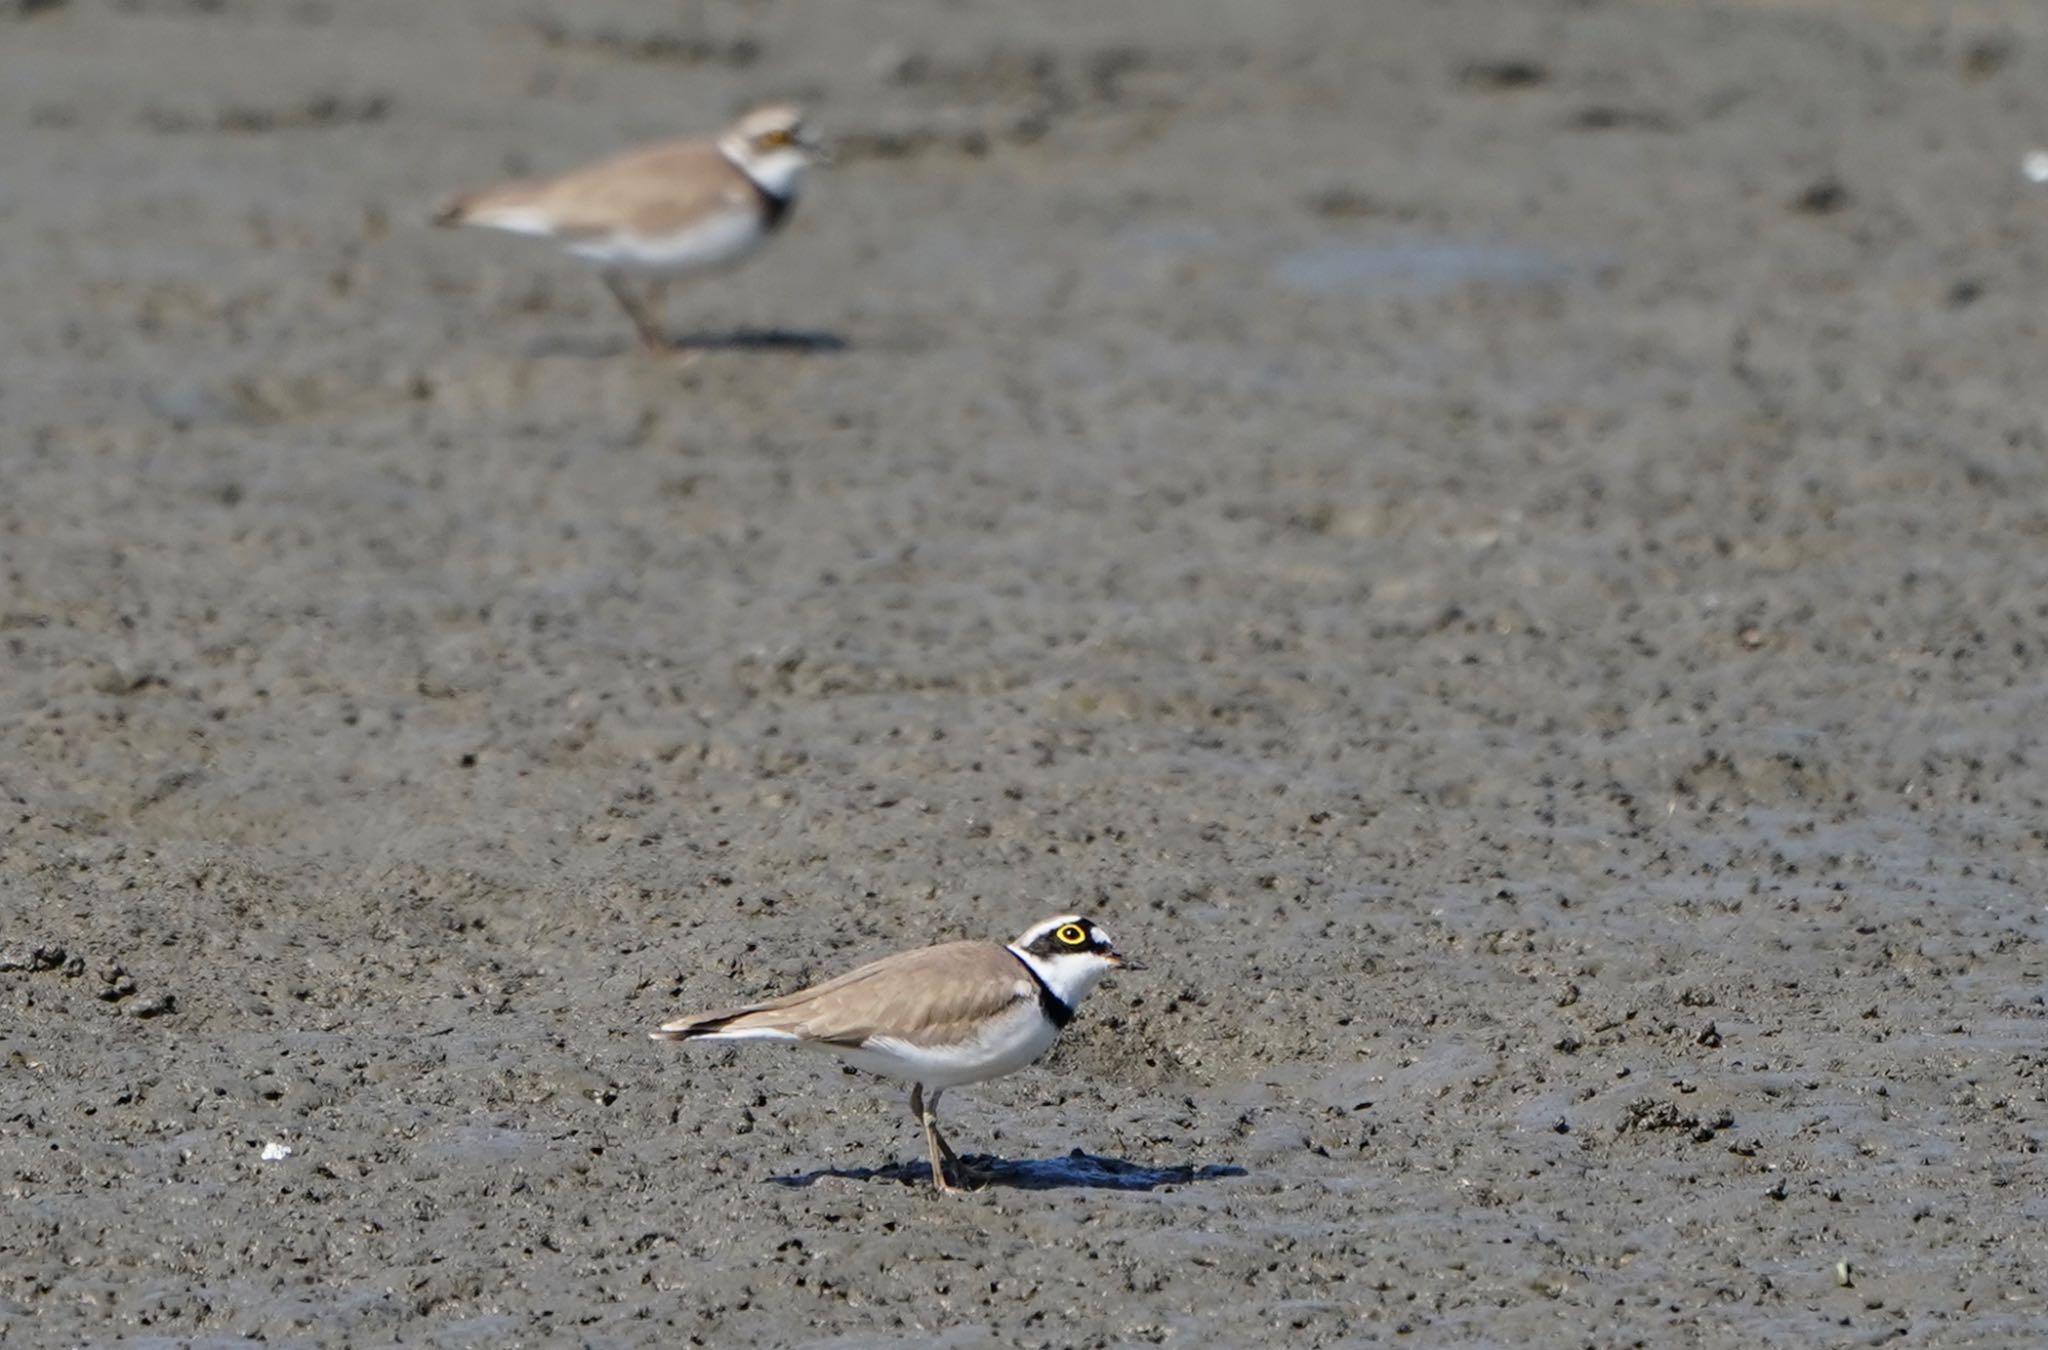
[1024,922,1107,957]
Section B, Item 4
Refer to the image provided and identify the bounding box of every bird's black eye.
[1056,923,1088,946]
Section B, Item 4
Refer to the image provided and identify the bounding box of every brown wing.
[437,138,756,239]
[656,941,1036,1049]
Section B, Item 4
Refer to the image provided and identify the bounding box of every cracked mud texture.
[3,0,2047,1344]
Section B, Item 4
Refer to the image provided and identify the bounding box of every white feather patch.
[563,207,767,275]
[459,207,561,239]
[829,997,1061,1089]
[685,1026,800,1043]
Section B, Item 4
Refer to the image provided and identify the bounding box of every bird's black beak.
[796,129,833,165]
[1107,949,1145,972]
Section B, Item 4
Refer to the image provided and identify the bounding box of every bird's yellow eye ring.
[1057,924,1088,946]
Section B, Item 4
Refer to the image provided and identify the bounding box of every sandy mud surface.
[4,0,2047,1343]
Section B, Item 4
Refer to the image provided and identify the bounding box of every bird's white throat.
[1009,945,1116,1010]
[724,139,809,200]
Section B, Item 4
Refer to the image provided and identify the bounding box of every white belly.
[564,205,769,276]
[827,999,1061,1090]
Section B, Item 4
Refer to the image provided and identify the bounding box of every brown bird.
[434,103,819,354]
[651,915,1138,1192]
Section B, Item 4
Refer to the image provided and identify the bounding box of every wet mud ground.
[3,0,2048,1344]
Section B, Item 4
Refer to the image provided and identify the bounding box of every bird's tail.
[649,1005,798,1042]
[431,179,544,230]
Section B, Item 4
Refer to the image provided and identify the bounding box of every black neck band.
[1011,951,1076,1029]
[748,176,794,232]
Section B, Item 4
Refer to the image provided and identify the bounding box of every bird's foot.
[936,1156,990,1192]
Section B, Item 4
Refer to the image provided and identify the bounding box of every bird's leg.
[932,1122,964,1169]
[908,1083,947,1189]
[923,1089,987,1192]
[600,270,688,359]
[915,1085,968,1193]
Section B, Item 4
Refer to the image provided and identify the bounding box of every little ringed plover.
[434,102,819,355]
[651,915,1138,1192]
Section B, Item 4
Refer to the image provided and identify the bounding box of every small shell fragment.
[1835,1260,1854,1288]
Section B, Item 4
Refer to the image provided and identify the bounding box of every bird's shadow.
[672,327,851,354]
[768,1148,1246,1193]
[526,328,850,360]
